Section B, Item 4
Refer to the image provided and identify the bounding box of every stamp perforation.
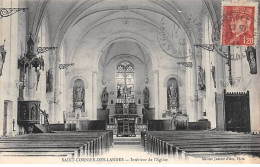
[220,0,258,46]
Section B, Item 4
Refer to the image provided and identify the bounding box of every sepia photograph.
[0,0,259,164]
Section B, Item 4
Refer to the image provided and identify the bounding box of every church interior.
[0,0,260,161]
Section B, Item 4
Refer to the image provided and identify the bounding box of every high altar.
[104,61,147,137]
[108,101,143,137]
[106,89,145,137]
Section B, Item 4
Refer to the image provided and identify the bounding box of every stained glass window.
[116,61,135,103]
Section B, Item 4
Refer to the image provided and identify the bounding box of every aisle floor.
[95,135,168,163]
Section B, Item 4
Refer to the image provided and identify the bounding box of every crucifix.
[122,65,128,114]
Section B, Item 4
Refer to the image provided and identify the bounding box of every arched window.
[116,61,135,103]
[167,78,179,110]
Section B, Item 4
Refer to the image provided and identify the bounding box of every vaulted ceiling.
[26,0,221,67]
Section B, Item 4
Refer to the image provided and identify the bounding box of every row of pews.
[142,131,260,159]
[0,130,113,157]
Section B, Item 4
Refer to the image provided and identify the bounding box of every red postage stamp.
[221,1,258,46]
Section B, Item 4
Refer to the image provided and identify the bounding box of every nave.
[0,0,260,163]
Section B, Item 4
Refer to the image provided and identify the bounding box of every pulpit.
[18,101,41,125]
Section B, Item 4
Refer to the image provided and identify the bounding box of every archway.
[97,39,154,137]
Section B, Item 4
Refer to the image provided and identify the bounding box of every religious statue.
[162,109,174,118]
[74,85,84,102]
[167,81,179,109]
[198,66,206,90]
[211,66,216,88]
[246,46,257,74]
[101,87,109,104]
[127,87,132,96]
[73,80,85,112]
[46,69,53,92]
[117,87,121,98]
[0,44,6,76]
[143,86,149,109]
[101,87,109,109]
[42,110,50,132]
[30,106,36,120]
[36,69,41,91]
[39,55,44,71]
[0,54,4,76]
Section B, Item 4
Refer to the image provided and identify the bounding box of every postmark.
[220,77,241,87]
[221,1,258,46]
[212,21,248,61]
[212,1,258,60]
[157,17,190,59]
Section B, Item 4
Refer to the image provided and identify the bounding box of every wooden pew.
[144,131,260,159]
[0,130,113,157]
[148,131,260,157]
[147,131,260,157]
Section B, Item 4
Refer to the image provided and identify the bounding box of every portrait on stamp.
[222,5,255,46]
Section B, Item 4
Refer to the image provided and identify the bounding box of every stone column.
[54,51,63,123]
[153,69,159,119]
[26,34,39,100]
[47,52,56,124]
[216,51,225,91]
[197,98,204,120]
[27,68,36,100]
[92,70,98,120]
[193,56,199,122]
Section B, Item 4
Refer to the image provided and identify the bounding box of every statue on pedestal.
[211,65,216,88]
[0,44,6,76]
[143,86,149,109]
[167,82,179,109]
[73,79,85,113]
[198,66,206,90]
[46,69,53,92]
[36,69,41,91]
[246,46,257,74]
[117,87,121,98]
[101,87,109,109]
[167,78,179,110]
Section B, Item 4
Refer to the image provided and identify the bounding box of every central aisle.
[97,135,160,162]
[102,145,150,158]
[94,134,173,164]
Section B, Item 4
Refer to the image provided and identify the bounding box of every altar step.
[114,135,141,145]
